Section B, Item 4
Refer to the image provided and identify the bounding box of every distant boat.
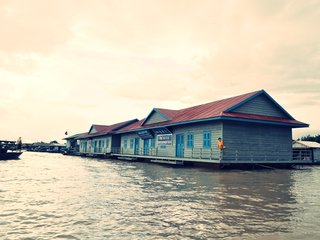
[0,140,23,160]
[0,151,22,160]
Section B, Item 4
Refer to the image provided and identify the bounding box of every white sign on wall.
[157,134,173,145]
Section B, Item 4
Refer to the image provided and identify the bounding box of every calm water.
[1,152,320,240]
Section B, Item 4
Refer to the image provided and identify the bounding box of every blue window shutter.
[187,132,193,148]
[203,131,211,148]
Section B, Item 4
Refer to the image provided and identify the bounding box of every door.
[134,137,140,155]
[176,134,184,157]
[143,139,149,155]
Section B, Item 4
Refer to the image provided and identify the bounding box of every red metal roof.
[156,108,180,119]
[221,112,307,125]
[78,119,138,139]
[118,90,308,132]
[169,90,258,123]
[90,124,109,133]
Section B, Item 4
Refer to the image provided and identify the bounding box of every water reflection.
[1,153,320,239]
[114,164,299,239]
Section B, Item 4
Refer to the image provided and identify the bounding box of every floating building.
[293,140,320,163]
[64,119,138,156]
[64,90,310,167]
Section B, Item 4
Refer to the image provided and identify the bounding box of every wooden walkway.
[111,153,312,165]
[67,150,314,166]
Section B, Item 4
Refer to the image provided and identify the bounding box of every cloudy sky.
[1,0,319,143]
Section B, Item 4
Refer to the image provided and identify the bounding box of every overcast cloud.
[0,0,319,142]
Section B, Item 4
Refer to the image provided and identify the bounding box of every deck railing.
[112,147,224,161]
[111,147,313,162]
[292,149,312,161]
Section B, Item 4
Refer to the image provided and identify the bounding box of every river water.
[1,152,320,240]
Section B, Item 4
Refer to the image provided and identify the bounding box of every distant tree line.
[297,134,320,143]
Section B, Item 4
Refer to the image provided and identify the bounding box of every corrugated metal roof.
[90,124,109,133]
[78,119,138,139]
[293,141,320,148]
[122,119,146,131]
[118,90,308,132]
[156,108,180,119]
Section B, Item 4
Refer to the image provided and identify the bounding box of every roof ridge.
[153,90,260,118]
[92,124,109,127]
[177,90,261,112]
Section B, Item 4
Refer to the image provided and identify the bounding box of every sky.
[1,0,319,143]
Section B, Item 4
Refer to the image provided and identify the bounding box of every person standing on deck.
[217,137,224,150]
[16,137,22,151]
[217,137,224,160]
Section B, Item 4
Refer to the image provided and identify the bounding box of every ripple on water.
[1,152,320,239]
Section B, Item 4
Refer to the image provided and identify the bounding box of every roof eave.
[116,116,308,134]
[219,116,309,128]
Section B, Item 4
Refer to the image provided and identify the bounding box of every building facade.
[114,90,309,165]
[293,140,320,163]
[67,119,138,156]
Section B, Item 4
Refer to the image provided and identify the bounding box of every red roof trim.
[220,112,308,126]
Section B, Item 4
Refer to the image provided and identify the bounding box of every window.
[124,139,128,149]
[106,139,109,148]
[187,132,194,148]
[130,138,134,149]
[203,131,211,148]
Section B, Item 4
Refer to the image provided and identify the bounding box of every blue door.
[134,137,140,155]
[176,134,184,157]
[143,139,149,155]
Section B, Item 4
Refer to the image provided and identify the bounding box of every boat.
[0,150,22,160]
[0,140,23,160]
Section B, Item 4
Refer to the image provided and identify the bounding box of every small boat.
[0,140,23,160]
[0,150,22,160]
